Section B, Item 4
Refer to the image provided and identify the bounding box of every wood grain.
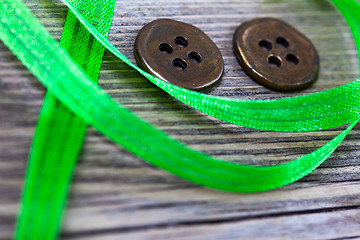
[0,0,360,239]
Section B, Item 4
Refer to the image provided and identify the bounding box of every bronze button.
[233,18,319,91]
[135,19,224,90]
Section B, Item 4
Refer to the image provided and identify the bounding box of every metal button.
[135,19,224,90]
[233,18,319,91]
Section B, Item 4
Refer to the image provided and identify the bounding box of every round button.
[233,18,319,91]
[135,19,224,90]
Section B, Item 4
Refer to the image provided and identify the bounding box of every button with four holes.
[134,19,224,90]
[233,18,319,91]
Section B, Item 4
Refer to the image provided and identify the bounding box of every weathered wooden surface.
[1,0,360,239]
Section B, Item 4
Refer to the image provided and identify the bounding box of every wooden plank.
[0,0,359,239]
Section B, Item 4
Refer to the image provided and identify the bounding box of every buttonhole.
[268,56,282,67]
[276,37,289,48]
[159,43,173,54]
[172,58,187,70]
[258,40,272,51]
[286,53,299,65]
[174,36,188,47]
[188,51,202,63]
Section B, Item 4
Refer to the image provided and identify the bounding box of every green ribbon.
[12,0,117,239]
[0,0,358,239]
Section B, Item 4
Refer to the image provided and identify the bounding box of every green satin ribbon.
[12,0,117,239]
[0,0,358,239]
